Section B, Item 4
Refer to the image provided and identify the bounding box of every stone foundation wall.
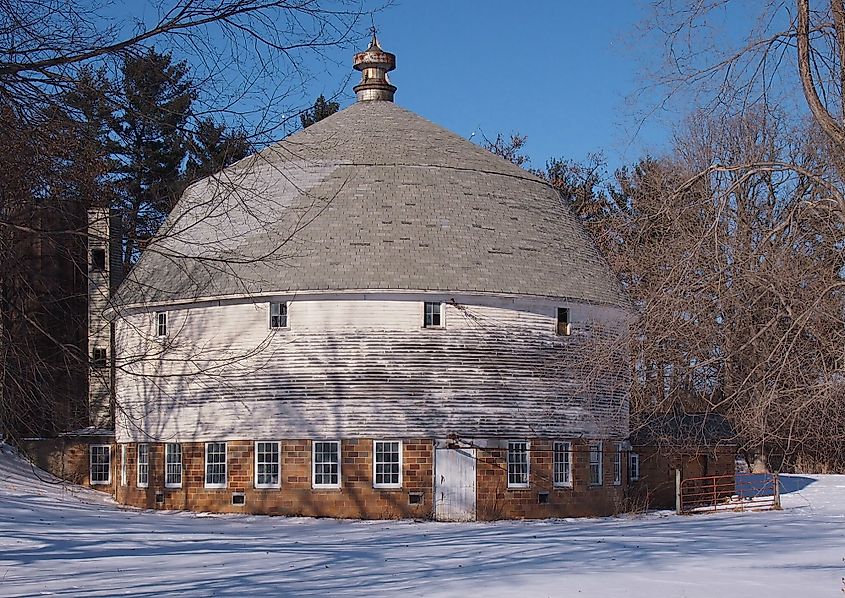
[476,439,626,519]
[18,436,115,491]
[113,437,627,519]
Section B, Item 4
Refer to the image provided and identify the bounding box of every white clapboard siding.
[114,293,629,443]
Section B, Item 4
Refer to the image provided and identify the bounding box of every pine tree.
[300,94,339,128]
[185,118,252,182]
[109,48,194,270]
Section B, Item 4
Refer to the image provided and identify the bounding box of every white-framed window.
[630,452,640,481]
[553,441,572,487]
[423,301,443,328]
[613,443,622,485]
[120,445,127,486]
[255,441,281,489]
[156,312,167,337]
[137,443,149,488]
[556,307,571,336]
[507,440,530,488]
[373,440,402,489]
[90,445,111,485]
[589,441,603,486]
[205,442,227,488]
[91,247,106,271]
[312,441,341,488]
[165,443,182,488]
[92,347,107,368]
[269,302,288,329]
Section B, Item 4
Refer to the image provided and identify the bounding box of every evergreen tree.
[108,48,194,270]
[185,118,252,182]
[300,94,339,128]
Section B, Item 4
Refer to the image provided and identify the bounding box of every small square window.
[556,307,571,336]
[90,445,111,485]
[423,302,443,328]
[156,312,167,337]
[507,441,529,488]
[92,347,107,368]
[91,248,106,271]
[270,302,288,329]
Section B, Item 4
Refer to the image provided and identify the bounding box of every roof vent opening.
[353,29,396,102]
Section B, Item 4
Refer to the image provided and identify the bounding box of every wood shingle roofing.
[112,100,629,309]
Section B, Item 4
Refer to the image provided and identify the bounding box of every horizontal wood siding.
[115,294,629,443]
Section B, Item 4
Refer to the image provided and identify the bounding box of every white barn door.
[434,448,477,521]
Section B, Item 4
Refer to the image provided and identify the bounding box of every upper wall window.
[92,347,107,368]
[156,312,167,337]
[270,302,288,329]
[90,445,111,485]
[91,248,106,271]
[423,302,443,328]
[556,307,571,336]
[507,441,529,488]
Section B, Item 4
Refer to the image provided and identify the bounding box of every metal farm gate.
[677,473,782,515]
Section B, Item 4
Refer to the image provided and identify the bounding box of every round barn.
[108,35,632,520]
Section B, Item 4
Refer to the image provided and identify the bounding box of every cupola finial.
[353,29,396,102]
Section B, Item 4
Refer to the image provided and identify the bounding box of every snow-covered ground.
[0,446,843,597]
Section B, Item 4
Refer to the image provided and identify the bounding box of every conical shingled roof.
[114,100,628,309]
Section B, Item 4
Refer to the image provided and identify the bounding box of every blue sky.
[306,1,667,172]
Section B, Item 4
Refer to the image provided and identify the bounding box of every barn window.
[269,302,288,329]
[629,452,640,481]
[312,441,341,488]
[205,442,227,488]
[165,443,182,488]
[255,441,280,489]
[92,347,107,368]
[589,441,603,486]
[613,443,622,485]
[423,301,443,328]
[120,445,127,486]
[556,307,571,336]
[507,441,530,488]
[373,440,402,489]
[156,312,167,337]
[553,441,572,487]
[90,445,111,485]
[91,248,106,271]
[137,443,149,488]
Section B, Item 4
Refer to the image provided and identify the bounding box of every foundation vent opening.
[538,491,550,505]
[409,492,423,505]
[155,492,164,504]
[232,492,246,506]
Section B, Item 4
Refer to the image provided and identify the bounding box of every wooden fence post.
[773,473,782,510]
[675,468,682,514]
